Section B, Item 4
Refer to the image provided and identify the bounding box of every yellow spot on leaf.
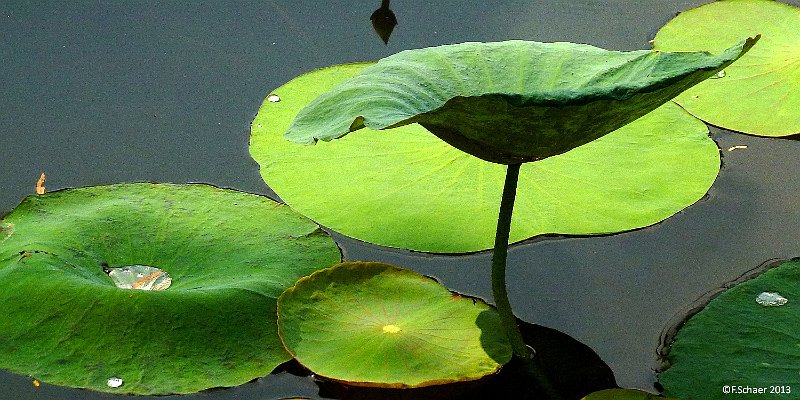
[382,324,401,334]
[35,173,46,195]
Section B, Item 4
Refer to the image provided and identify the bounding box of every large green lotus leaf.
[653,0,800,136]
[251,63,721,253]
[284,39,755,164]
[277,261,512,387]
[658,259,800,399]
[0,183,342,395]
[581,389,677,400]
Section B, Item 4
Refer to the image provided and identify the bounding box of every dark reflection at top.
[371,0,397,45]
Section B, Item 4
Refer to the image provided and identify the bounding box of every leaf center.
[382,324,401,334]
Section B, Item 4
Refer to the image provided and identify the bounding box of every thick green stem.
[492,163,562,399]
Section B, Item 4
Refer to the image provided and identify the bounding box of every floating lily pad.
[581,388,677,400]
[659,259,800,399]
[277,262,512,387]
[653,0,800,136]
[284,40,754,164]
[0,183,342,395]
[251,63,722,253]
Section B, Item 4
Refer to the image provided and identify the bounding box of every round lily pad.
[284,40,753,164]
[277,261,512,387]
[0,183,342,395]
[251,63,721,253]
[653,0,800,136]
[658,259,800,399]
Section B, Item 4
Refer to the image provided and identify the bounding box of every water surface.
[2,1,800,398]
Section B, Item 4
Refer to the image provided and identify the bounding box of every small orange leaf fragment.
[35,173,46,195]
[132,271,163,289]
[32,379,40,387]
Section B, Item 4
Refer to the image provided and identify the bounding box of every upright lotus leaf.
[581,389,677,400]
[284,39,756,164]
[654,0,800,136]
[659,259,800,399]
[277,262,512,387]
[251,63,721,253]
[0,183,342,395]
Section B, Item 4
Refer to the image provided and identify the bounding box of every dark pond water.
[2,1,800,399]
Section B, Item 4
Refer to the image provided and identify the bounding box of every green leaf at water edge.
[0,183,342,395]
[653,0,800,136]
[285,39,756,164]
[277,262,512,387]
[658,259,800,399]
[581,388,677,400]
[251,64,722,253]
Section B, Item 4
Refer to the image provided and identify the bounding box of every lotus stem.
[492,163,562,399]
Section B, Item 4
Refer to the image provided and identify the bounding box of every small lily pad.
[284,39,754,164]
[653,0,800,136]
[277,262,512,387]
[0,183,342,395]
[251,63,722,253]
[659,259,800,399]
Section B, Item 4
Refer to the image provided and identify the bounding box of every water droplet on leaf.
[107,377,123,388]
[711,69,726,79]
[267,94,281,102]
[106,265,172,291]
[756,292,787,307]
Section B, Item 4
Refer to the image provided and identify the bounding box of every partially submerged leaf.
[653,0,800,136]
[285,39,756,164]
[581,388,676,400]
[0,183,342,395]
[251,63,721,253]
[277,262,512,387]
[659,259,800,399]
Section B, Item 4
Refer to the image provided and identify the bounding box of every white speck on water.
[267,94,281,102]
[756,292,787,307]
[107,377,123,388]
[712,69,726,79]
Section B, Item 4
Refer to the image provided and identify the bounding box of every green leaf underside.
[581,388,677,400]
[654,0,800,136]
[251,63,721,253]
[285,39,754,164]
[659,259,800,399]
[0,184,342,395]
[277,262,512,387]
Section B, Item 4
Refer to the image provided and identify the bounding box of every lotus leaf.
[659,259,800,399]
[277,262,512,387]
[0,183,342,395]
[284,39,755,164]
[653,0,800,136]
[251,63,722,253]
